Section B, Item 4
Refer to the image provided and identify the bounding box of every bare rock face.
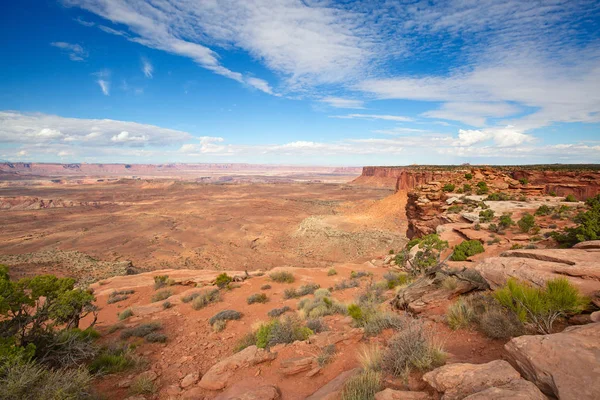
[198,346,277,391]
[214,383,281,400]
[308,328,363,348]
[423,360,525,400]
[504,323,600,400]
[462,380,548,400]
[279,356,316,375]
[474,246,600,298]
[374,388,430,399]
[306,368,361,400]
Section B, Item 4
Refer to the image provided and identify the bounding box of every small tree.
[517,213,536,233]
[407,235,449,275]
[476,181,489,195]
[464,173,473,180]
[498,214,515,230]
[442,183,455,192]
[479,209,495,223]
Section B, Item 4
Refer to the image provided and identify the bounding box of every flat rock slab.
[375,388,430,399]
[463,380,548,400]
[306,368,361,400]
[504,322,600,400]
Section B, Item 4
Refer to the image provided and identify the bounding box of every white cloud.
[111,131,148,143]
[50,41,88,61]
[456,126,534,147]
[320,97,365,109]
[142,58,153,78]
[245,77,274,95]
[97,80,110,95]
[331,113,413,122]
[373,127,428,135]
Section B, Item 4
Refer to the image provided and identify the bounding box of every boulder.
[463,380,547,399]
[306,368,361,400]
[374,389,430,399]
[474,247,600,297]
[198,346,277,390]
[279,356,315,375]
[591,311,600,322]
[309,328,363,348]
[180,372,199,388]
[214,383,281,400]
[572,240,600,250]
[504,323,600,400]
[422,360,521,400]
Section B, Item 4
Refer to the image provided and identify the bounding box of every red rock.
[374,389,430,399]
[306,368,361,400]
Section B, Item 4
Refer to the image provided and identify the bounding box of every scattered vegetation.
[215,273,233,289]
[476,181,489,195]
[442,183,456,192]
[89,344,138,374]
[118,308,134,320]
[162,301,172,309]
[269,271,295,283]
[130,374,157,395]
[498,213,515,230]
[107,289,135,304]
[283,283,320,299]
[260,284,272,290]
[350,270,371,279]
[191,289,221,310]
[247,293,269,304]
[479,209,495,223]
[212,319,227,332]
[447,205,463,214]
[535,205,552,216]
[407,234,449,274]
[151,289,172,303]
[306,318,328,333]
[486,192,511,201]
[153,275,169,290]
[463,184,472,193]
[268,306,291,318]
[333,279,360,291]
[451,240,485,261]
[209,310,242,325]
[297,294,347,319]
[145,332,168,343]
[447,297,475,330]
[255,315,313,349]
[519,178,529,185]
[464,173,473,180]
[317,344,336,367]
[551,194,600,246]
[383,271,409,289]
[517,213,536,233]
[120,322,162,340]
[564,194,578,202]
[341,370,382,400]
[327,268,337,276]
[494,278,589,333]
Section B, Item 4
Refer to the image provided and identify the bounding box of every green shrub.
[383,271,409,289]
[118,308,134,320]
[463,184,472,193]
[498,214,515,230]
[153,275,169,290]
[517,213,536,233]
[283,283,320,299]
[464,173,473,180]
[151,289,172,303]
[486,192,510,201]
[145,332,168,343]
[494,278,589,333]
[347,304,363,322]
[306,318,328,333]
[269,271,295,283]
[479,209,495,223]
[447,298,475,329]
[447,205,463,214]
[476,181,489,195]
[209,310,242,325]
[564,194,577,202]
[327,268,337,276]
[549,191,557,196]
[442,183,455,192]
[215,273,233,288]
[382,322,446,379]
[333,279,360,291]
[519,178,529,185]
[255,316,313,349]
[120,322,162,340]
[341,370,381,400]
[535,205,551,216]
[107,289,135,304]
[268,306,291,318]
[551,195,600,246]
[89,344,137,374]
[191,289,221,310]
[162,301,172,309]
[247,293,269,304]
[408,234,449,274]
[451,240,485,261]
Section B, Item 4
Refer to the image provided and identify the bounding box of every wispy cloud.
[93,70,111,96]
[141,57,153,78]
[50,41,88,61]
[97,80,109,95]
[320,97,365,109]
[331,113,413,122]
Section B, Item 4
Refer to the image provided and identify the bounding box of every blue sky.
[1,0,599,165]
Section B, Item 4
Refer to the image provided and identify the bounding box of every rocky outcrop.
[306,368,361,400]
[504,323,600,400]
[474,246,600,299]
[462,380,548,400]
[374,389,430,399]
[512,170,600,200]
[214,383,281,400]
[423,360,547,400]
[198,346,277,390]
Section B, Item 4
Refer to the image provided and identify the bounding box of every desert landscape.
[1,163,599,400]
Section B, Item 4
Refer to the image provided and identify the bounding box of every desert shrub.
[494,278,588,333]
[382,322,446,379]
[162,301,172,309]
[357,344,382,372]
[478,308,525,339]
[234,332,257,352]
[269,271,295,283]
[517,213,536,233]
[551,194,600,246]
[191,289,221,310]
[317,344,336,366]
[181,292,200,303]
[488,223,500,233]
[535,205,552,216]
[510,244,524,250]
[350,270,371,279]
[255,315,313,349]
[120,322,162,340]
[341,370,382,400]
[118,308,134,320]
[519,178,529,185]
[283,283,320,299]
[463,184,472,193]
[348,300,404,336]
[108,323,124,333]
[473,223,481,230]
[464,173,473,180]
[383,271,409,289]
[476,181,489,195]
[209,310,242,325]
[333,279,360,291]
[260,284,272,290]
[107,289,134,304]
[441,276,458,291]
[447,205,463,214]
[306,318,328,333]
[451,240,485,261]
[247,293,269,304]
[549,191,557,196]
[408,234,449,274]
[442,183,455,192]
[487,237,501,245]
[153,275,169,290]
[215,273,233,289]
[145,332,167,343]
[393,251,406,267]
[479,209,495,223]
[267,306,291,318]
[486,192,510,201]
[314,288,331,298]
[297,295,347,319]
[151,289,172,303]
[0,360,95,400]
[89,344,137,374]
[130,374,156,395]
[447,298,475,330]
[564,194,577,202]
[32,328,100,369]
[498,214,515,230]
[327,268,337,276]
